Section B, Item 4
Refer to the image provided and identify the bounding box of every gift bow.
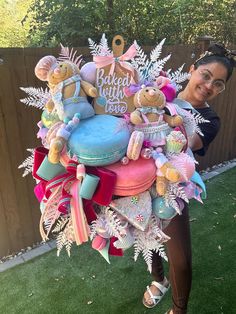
[93,43,137,76]
[40,160,90,245]
[123,80,154,97]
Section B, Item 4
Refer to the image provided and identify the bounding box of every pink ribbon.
[93,43,137,76]
[70,164,90,245]
[40,160,90,245]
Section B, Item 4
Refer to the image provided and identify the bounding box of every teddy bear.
[35,55,98,163]
[124,79,185,196]
[130,84,182,127]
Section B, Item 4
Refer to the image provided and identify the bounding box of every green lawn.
[0,167,236,314]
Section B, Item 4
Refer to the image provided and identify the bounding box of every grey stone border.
[200,160,236,181]
[0,240,56,273]
[1,160,236,273]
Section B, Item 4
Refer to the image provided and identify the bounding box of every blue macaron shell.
[68,115,130,166]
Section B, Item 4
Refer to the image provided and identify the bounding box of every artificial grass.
[0,167,236,314]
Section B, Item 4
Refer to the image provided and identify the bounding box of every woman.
[142,43,236,314]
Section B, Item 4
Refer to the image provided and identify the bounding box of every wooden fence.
[0,43,236,257]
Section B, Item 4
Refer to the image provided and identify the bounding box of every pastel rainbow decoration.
[93,43,137,76]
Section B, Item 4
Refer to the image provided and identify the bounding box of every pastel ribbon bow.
[70,163,90,245]
[93,43,137,76]
[123,80,154,97]
[39,160,90,245]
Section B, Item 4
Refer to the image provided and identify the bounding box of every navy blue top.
[172,98,221,156]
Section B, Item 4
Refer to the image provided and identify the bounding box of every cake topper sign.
[90,34,137,115]
[96,69,131,114]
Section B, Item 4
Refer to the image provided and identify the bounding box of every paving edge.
[1,161,236,273]
[0,240,56,273]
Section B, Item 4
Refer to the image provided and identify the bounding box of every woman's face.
[188,62,228,104]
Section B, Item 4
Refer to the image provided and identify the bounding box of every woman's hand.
[188,133,203,152]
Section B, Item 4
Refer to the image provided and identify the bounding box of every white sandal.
[142,279,170,308]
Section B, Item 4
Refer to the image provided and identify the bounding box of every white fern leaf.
[150,215,170,243]
[41,186,62,236]
[166,65,189,90]
[174,106,197,137]
[56,230,67,256]
[167,64,185,80]
[195,125,204,136]
[164,190,181,214]
[150,38,166,62]
[133,216,169,272]
[148,54,171,81]
[175,83,184,92]
[66,238,73,257]
[155,244,168,262]
[132,42,148,70]
[65,219,75,257]
[20,87,50,109]
[104,208,123,240]
[142,248,153,273]
[18,148,35,177]
[90,208,123,241]
[100,33,112,56]
[89,220,99,240]
[169,183,189,203]
[133,234,143,261]
[52,216,69,233]
[88,38,102,56]
[56,217,74,257]
[172,72,189,84]
[193,113,210,124]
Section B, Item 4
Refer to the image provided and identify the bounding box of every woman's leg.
[151,250,165,282]
[143,232,168,307]
[164,205,192,314]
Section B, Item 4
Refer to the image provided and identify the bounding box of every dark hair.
[194,43,236,81]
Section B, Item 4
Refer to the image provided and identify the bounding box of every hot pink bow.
[93,43,137,76]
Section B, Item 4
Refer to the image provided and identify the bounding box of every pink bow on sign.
[93,43,137,76]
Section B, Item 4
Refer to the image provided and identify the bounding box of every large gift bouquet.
[19,35,207,271]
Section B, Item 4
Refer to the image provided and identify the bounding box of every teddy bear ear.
[35,55,57,81]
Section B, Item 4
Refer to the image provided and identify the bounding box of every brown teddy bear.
[130,85,183,126]
[125,84,184,196]
[35,55,98,163]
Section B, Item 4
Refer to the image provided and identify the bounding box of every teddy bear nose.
[54,68,61,75]
[148,89,156,96]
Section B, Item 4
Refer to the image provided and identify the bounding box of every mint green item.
[79,173,100,200]
[190,171,207,199]
[36,156,66,181]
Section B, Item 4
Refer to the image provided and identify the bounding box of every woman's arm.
[188,133,204,152]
